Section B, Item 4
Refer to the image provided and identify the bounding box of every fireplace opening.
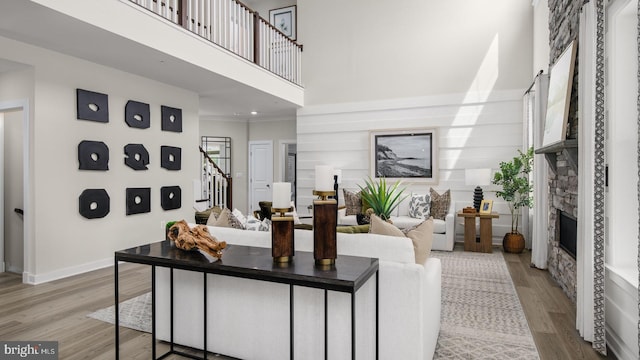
[558,211,577,259]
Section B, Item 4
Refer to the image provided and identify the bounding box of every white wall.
[249,118,296,183]
[245,0,296,22]
[296,0,533,243]
[199,117,296,214]
[0,35,199,283]
[297,91,524,244]
[298,0,533,105]
[533,0,551,75]
[199,118,249,214]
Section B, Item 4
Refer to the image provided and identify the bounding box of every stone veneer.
[545,0,585,304]
[547,153,578,303]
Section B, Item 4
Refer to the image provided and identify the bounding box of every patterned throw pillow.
[213,208,245,229]
[343,189,362,216]
[258,218,272,231]
[430,188,451,220]
[408,193,431,219]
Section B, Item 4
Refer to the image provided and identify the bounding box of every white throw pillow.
[408,193,431,219]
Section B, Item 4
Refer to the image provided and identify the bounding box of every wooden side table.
[457,211,499,253]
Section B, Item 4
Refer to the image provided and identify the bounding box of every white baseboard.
[1,261,4,273]
[606,324,636,360]
[23,257,113,285]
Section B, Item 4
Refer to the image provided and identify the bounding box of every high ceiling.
[0,0,299,120]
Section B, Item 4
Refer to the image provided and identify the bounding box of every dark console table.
[114,241,379,360]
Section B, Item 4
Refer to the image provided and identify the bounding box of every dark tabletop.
[115,241,379,293]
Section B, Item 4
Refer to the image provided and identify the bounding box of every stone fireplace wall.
[545,0,585,304]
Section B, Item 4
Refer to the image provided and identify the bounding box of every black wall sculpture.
[78,140,109,170]
[79,189,110,219]
[160,186,182,210]
[161,105,182,132]
[126,188,151,215]
[77,89,109,123]
[125,100,151,129]
[124,144,150,170]
[161,146,181,170]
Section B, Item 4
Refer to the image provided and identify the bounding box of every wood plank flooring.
[0,250,614,359]
[503,249,613,360]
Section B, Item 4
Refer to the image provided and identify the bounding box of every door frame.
[0,99,31,282]
[248,140,273,214]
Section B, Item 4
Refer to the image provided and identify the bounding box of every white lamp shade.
[272,182,291,209]
[315,165,334,191]
[465,168,492,186]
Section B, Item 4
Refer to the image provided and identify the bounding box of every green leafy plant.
[358,177,407,221]
[492,147,534,233]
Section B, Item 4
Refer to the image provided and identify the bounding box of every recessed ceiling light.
[250,111,258,115]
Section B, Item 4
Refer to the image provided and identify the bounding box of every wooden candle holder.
[313,191,337,266]
[271,207,294,263]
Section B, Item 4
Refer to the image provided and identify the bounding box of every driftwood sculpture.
[168,220,227,259]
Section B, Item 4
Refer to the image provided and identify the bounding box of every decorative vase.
[503,231,525,254]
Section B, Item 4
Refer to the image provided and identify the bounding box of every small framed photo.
[270,5,297,40]
[479,200,494,214]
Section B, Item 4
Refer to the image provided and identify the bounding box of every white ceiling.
[0,0,299,120]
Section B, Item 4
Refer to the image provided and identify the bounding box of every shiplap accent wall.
[297,90,525,245]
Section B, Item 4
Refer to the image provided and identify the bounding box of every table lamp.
[465,168,492,212]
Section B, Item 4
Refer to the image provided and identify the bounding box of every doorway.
[248,141,273,215]
[0,105,25,275]
[280,141,296,205]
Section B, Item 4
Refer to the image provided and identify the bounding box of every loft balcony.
[129,0,303,87]
[0,0,304,115]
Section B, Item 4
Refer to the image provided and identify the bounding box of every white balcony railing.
[130,0,303,86]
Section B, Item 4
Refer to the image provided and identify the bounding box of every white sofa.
[338,195,455,251]
[155,224,442,360]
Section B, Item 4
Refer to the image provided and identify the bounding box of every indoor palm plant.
[492,147,534,253]
[358,177,407,221]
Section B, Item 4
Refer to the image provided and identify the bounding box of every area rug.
[433,249,540,359]
[87,292,152,333]
[89,251,540,359]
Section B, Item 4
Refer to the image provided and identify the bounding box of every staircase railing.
[199,146,232,210]
[129,0,303,86]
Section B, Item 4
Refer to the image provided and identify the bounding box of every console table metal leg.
[114,257,119,360]
[324,289,328,360]
[376,271,379,360]
[152,265,156,359]
[203,273,208,360]
[290,284,294,360]
[351,292,356,360]
[170,268,174,354]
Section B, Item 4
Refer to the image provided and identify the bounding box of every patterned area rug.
[87,292,152,333]
[433,249,540,359]
[89,250,539,359]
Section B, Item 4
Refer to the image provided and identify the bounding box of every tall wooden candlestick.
[313,190,337,266]
[272,207,294,263]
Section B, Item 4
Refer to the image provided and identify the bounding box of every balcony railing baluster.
[131,0,302,86]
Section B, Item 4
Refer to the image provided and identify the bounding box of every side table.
[457,211,499,253]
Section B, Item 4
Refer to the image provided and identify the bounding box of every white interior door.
[248,141,273,215]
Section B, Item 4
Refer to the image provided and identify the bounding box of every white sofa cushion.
[433,219,446,234]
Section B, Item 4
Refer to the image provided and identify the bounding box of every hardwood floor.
[503,249,613,360]
[0,250,614,359]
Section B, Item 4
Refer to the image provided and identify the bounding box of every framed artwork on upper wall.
[542,40,576,147]
[370,128,439,184]
[270,5,297,40]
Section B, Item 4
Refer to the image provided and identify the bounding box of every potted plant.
[492,147,534,253]
[358,177,407,221]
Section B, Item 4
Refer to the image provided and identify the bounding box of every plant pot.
[503,231,525,254]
